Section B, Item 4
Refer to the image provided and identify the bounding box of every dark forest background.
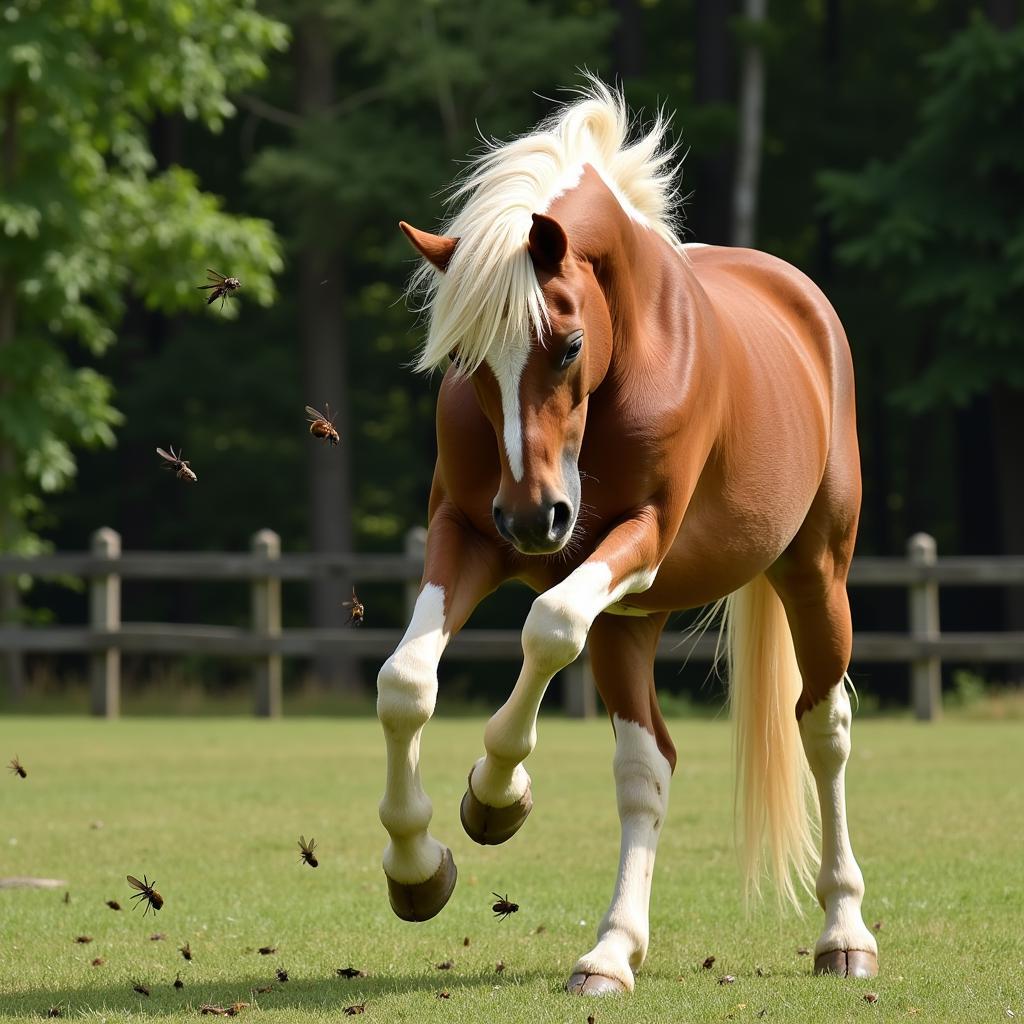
[1,0,1022,708]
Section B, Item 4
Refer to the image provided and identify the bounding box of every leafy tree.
[0,0,287,562]
[819,14,1024,409]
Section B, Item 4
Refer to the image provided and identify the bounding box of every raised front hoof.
[460,774,533,846]
[566,972,627,996]
[814,949,879,978]
[385,848,457,922]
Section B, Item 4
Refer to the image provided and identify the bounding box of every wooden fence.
[1,528,1022,720]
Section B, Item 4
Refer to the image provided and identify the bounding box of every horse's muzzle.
[492,498,574,554]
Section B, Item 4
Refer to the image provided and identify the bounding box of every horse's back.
[683,244,855,417]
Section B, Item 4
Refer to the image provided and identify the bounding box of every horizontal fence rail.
[1,529,1022,720]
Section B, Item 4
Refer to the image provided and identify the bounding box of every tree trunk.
[693,0,736,244]
[296,16,360,692]
[0,89,25,700]
[730,0,767,247]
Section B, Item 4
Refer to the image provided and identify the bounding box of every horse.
[376,79,878,995]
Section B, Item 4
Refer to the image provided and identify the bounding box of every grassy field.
[0,716,1021,1023]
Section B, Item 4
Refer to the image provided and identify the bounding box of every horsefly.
[306,404,340,446]
[198,269,242,310]
[343,587,364,626]
[156,446,197,483]
[133,982,151,997]
[336,967,366,979]
[343,1004,366,1016]
[258,945,277,956]
[275,968,289,983]
[8,755,26,778]
[126,874,163,915]
[174,973,184,989]
[105,899,121,911]
[180,942,192,961]
[297,835,318,868]
[491,893,519,921]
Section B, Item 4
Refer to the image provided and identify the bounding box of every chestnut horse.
[377,81,878,994]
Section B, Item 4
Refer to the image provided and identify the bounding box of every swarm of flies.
[306,404,340,446]
[8,755,26,778]
[298,835,318,868]
[127,874,163,915]
[491,893,519,921]
[343,587,365,627]
[180,942,193,961]
[156,446,197,483]
[198,269,242,311]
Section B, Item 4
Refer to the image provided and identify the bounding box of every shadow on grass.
[3,968,554,1018]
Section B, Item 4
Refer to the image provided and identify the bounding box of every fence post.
[89,527,121,718]
[908,532,941,721]
[404,526,427,622]
[562,652,597,719]
[252,529,282,718]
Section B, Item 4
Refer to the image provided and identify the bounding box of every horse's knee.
[522,592,588,675]
[612,718,671,822]
[377,654,437,735]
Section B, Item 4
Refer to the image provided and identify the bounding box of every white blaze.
[486,341,529,482]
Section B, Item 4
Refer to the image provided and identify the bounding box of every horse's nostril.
[551,501,572,537]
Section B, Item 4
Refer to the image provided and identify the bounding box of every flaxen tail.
[723,574,818,908]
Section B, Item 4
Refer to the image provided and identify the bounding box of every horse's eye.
[560,330,584,368]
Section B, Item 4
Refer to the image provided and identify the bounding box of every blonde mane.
[408,77,684,376]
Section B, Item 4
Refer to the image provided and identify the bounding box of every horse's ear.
[528,213,569,272]
[399,221,458,273]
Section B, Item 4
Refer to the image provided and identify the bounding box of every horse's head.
[402,213,613,555]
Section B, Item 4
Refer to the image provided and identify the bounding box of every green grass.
[1,717,1021,1023]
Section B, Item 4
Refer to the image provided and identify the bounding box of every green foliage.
[0,0,287,552]
[819,16,1024,409]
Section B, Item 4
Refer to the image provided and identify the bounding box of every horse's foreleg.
[462,517,661,845]
[567,612,673,995]
[377,512,503,921]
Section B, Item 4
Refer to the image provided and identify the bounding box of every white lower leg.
[377,584,449,884]
[471,563,653,807]
[799,682,877,957]
[572,717,671,991]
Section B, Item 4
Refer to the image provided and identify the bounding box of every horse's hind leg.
[566,612,673,995]
[768,526,879,978]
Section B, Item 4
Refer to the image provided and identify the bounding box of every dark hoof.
[814,949,878,978]
[385,847,457,922]
[566,972,627,996]
[460,771,532,846]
